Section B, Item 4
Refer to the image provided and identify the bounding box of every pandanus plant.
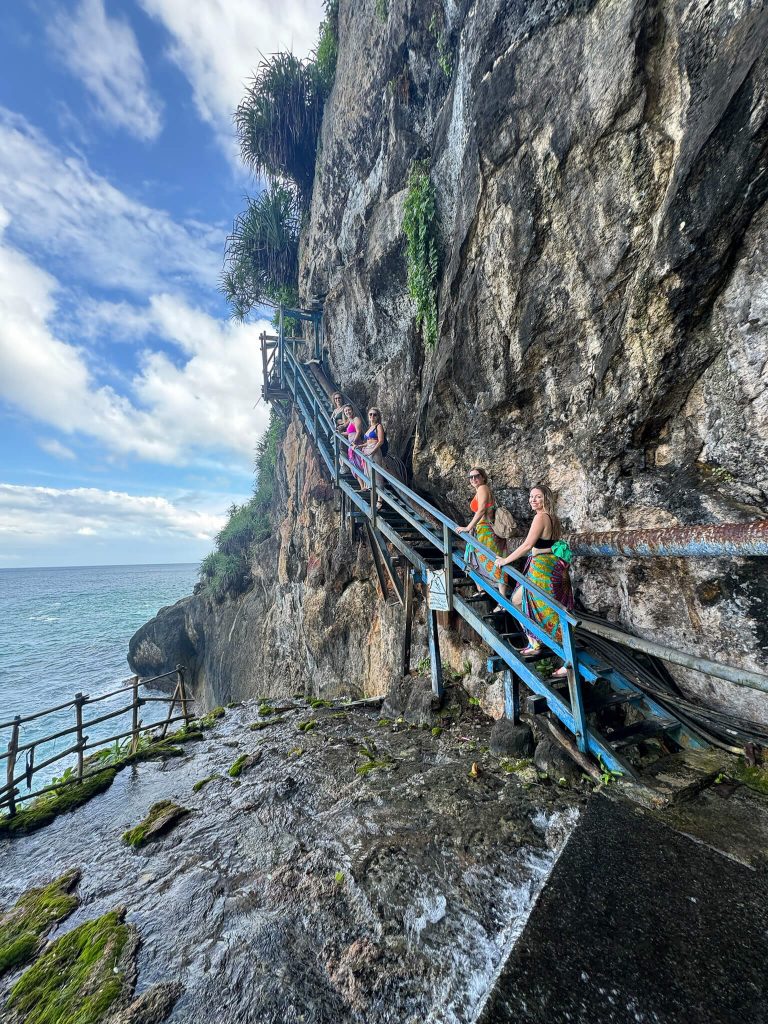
[221,184,301,321]
[235,51,326,204]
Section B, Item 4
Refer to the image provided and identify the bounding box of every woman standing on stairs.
[494,483,574,671]
[456,467,509,603]
[342,404,366,484]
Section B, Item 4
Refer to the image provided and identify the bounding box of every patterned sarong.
[465,518,504,583]
[518,552,574,647]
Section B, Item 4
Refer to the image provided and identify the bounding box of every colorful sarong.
[518,552,574,647]
[465,518,504,583]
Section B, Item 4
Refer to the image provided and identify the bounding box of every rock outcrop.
[131,0,768,723]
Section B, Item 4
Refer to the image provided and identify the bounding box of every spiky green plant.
[235,52,325,202]
[222,184,300,321]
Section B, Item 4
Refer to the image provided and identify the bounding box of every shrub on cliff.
[222,185,301,321]
[316,0,340,93]
[403,161,440,346]
[235,52,325,205]
[198,414,285,600]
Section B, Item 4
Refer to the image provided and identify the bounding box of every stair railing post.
[561,617,588,753]
[334,433,340,487]
[278,307,284,388]
[131,675,140,753]
[370,465,378,530]
[442,523,453,612]
[426,576,445,701]
[5,716,20,817]
[313,397,319,440]
[74,693,86,782]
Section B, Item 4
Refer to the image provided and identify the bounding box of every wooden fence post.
[161,679,180,739]
[131,676,140,753]
[177,666,191,725]
[6,716,20,817]
[74,694,85,782]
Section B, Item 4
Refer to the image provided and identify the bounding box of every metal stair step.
[608,718,677,750]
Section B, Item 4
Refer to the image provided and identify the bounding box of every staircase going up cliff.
[259,309,768,803]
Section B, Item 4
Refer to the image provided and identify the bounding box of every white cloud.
[47,0,163,142]
[138,0,324,157]
[38,438,77,461]
[0,210,271,466]
[0,483,227,545]
[0,109,220,294]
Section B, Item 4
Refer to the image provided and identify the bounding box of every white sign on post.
[427,568,450,612]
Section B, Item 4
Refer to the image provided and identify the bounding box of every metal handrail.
[283,342,577,629]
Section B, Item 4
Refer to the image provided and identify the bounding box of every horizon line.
[0,561,199,571]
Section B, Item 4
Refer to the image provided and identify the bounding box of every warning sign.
[427,569,450,612]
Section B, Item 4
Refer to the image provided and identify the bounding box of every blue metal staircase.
[259,312,714,785]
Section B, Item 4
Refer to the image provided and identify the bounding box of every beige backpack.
[492,506,518,541]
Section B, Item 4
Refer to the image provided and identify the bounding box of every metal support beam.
[427,601,444,701]
[402,568,414,678]
[442,522,454,611]
[503,669,520,724]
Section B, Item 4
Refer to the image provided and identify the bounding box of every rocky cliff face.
[132,0,768,722]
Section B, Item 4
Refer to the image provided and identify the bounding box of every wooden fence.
[0,666,192,817]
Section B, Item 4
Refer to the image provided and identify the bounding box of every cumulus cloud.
[47,0,163,141]
[0,109,220,293]
[138,0,324,157]
[0,209,271,466]
[0,483,226,545]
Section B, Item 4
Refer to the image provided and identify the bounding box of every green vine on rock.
[403,161,440,346]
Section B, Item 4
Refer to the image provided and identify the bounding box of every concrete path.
[476,791,768,1024]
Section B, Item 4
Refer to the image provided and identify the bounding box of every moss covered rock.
[0,769,119,838]
[122,801,190,849]
[0,869,80,976]
[228,752,261,778]
[4,908,136,1024]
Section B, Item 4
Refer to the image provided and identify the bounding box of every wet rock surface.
[0,699,580,1023]
[477,794,768,1024]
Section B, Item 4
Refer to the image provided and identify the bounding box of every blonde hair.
[368,407,382,420]
[531,483,562,540]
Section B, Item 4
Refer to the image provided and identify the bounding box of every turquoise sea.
[0,563,198,797]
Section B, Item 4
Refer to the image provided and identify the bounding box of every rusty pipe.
[568,520,768,558]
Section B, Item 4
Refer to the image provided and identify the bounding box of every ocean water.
[0,563,198,798]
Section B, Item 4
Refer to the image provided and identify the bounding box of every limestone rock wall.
[299,0,768,720]
[132,0,768,723]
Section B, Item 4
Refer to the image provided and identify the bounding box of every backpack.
[492,507,518,540]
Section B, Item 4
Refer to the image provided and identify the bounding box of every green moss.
[0,870,80,976]
[733,760,768,795]
[192,775,220,793]
[258,703,277,717]
[226,701,241,709]
[431,726,443,737]
[377,718,391,727]
[287,747,304,758]
[127,742,184,763]
[249,717,287,731]
[6,909,131,1024]
[122,801,190,849]
[309,698,332,708]
[297,718,318,733]
[0,769,118,838]
[196,706,226,727]
[228,755,250,778]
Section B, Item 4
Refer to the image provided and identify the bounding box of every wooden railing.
[0,667,192,817]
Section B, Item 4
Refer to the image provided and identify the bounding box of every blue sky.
[0,0,323,567]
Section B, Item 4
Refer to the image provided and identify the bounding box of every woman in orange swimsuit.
[456,467,508,605]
